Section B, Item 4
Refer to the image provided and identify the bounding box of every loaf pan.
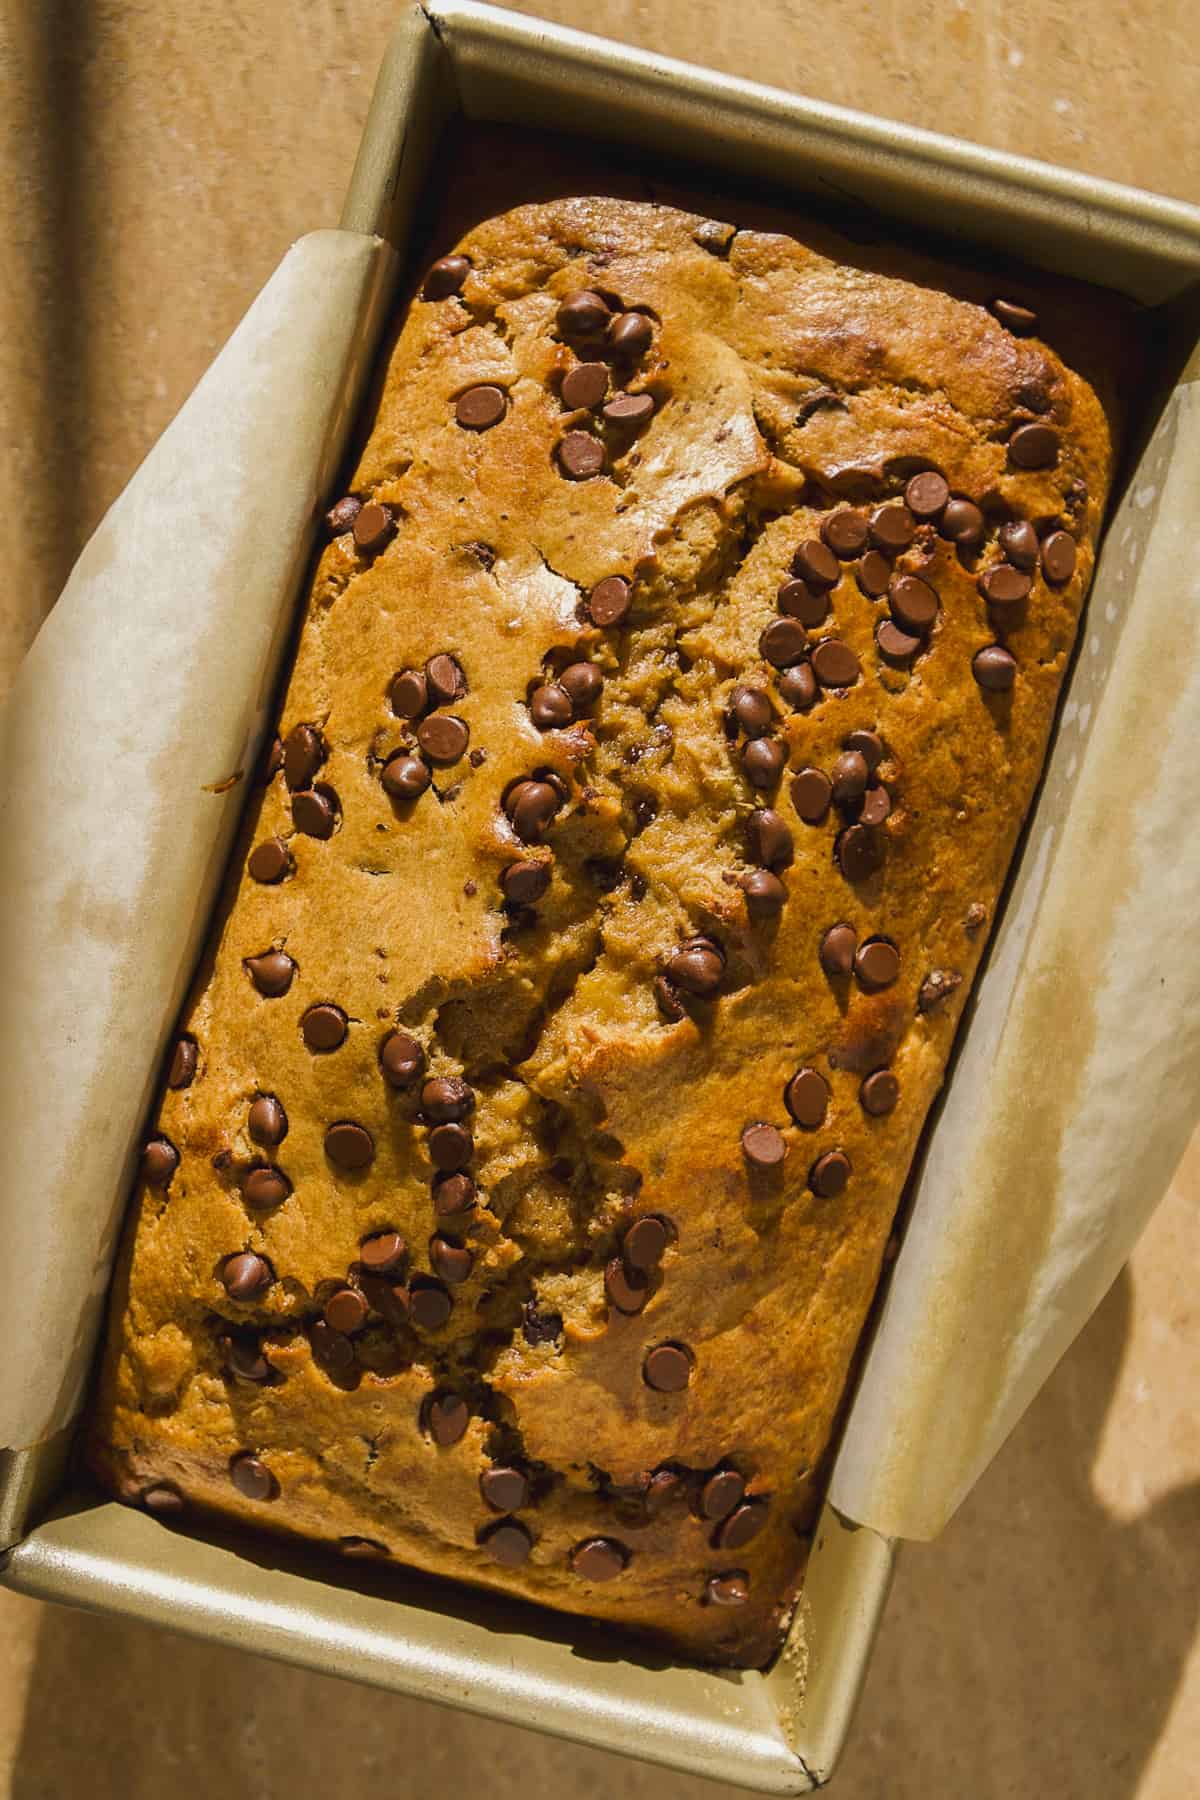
[3,3,1199,1790]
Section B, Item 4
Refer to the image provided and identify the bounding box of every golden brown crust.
[87,193,1117,1666]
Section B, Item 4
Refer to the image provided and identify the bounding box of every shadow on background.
[9,1269,1198,1800]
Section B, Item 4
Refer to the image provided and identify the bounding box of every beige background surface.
[2,2,1198,1795]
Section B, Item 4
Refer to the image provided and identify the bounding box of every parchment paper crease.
[0,230,394,1451]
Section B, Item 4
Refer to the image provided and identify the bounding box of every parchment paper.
[0,229,394,1451]
[831,375,1200,1539]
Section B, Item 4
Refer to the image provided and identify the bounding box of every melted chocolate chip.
[222,1252,272,1300]
[423,255,470,300]
[456,386,507,431]
[301,1004,348,1053]
[380,1031,424,1089]
[785,1067,829,1130]
[324,1121,375,1170]
[382,752,431,801]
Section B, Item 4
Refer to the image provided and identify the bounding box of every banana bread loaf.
[88,193,1117,1667]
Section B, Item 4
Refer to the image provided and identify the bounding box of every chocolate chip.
[381,753,431,800]
[870,502,916,553]
[792,539,840,589]
[340,1536,389,1558]
[1041,529,1077,584]
[168,1036,198,1089]
[790,767,832,824]
[624,1214,671,1272]
[859,785,891,826]
[741,737,786,789]
[421,1077,470,1130]
[666,938,725,996]
[324,1287,368,1334]
[353,503,396,555]
[889,574,939,635]
[423,254,470,300]
[417,714,469,765]
[778,663,817,710]
[837,822,883,881]
[785,1067,830,1129]
[861,1069,900,1115]
[810,1150,851,1197]
[973,645,1017,691]
[940,498,986,548]
[480,1518,533,1566]
[522,1301,562,1345]
[701,1470,745,1519]
[426,654,468,705]
[283,724,325,792]
[558,430,606,479]
[506,780,561,841]
[425,1391,469,1446]
[905,471,950,520]
[141,1137,178,1187]
[856,550,892,598]
[422,1080,474,1125]
[776,578,828,628]
[655,970,683,1021]
[645,1468,683,1514]
[741,871,788,921]
[222,1252,272,1300]
[819,922,857,976]
[428,1122,473,1172]
[559,662,602,710]
[979,563,1033,608]
[430,1234,473,1284]
[644,1342,692,1391]
[831,750,869,806]
[918,968,963,1012]
[991,297,1037,334]
[608,311,653,355]
[605,1256,649,1314]
[746,808,794,869]
[855,937,899,990]
[324,1121,375,1170]
[759,617,809,668]
[571,1537,628,1580]
[557,290,611,335]
[705,1572,748,1606]
[822,509,870,558]
[230,1453,274,1501]
[481,1466,529,1512]
[360,1230,406,1275]
[603,391,655,425]
[433,1172,476,1218]
[380,1031,424,1089]
[222,1333,271,1384]
[845,729,884,771]
[302,1004,348,1053]
[812,640,860,688]
[741,1122,785,1167]
[248,839,292,884]
[408,1278,453,1330]
[325,495,362,536]
[794,386,845,424]
[292,786,338,838]
[998,520,1039,570]
[390,669,429,719]
[530,683,573,729]
[456,385,506,430]
[730,685,772,738]
[588,575,631,626]
[1008,422,1059,469]
[876,619,921,664]
[242,1160,291,1210]
[311,1319,355,1373]
[717,1500,769,1549]
[562,361,609,409]
[501,860,551,905]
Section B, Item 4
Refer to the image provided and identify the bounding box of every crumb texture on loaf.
[88,195,1115,1667]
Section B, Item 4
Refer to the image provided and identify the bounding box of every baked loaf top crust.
[89,195,1115,1666]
